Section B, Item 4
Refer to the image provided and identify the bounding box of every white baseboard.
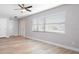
[26,36,79,52]
[0,36,9,38]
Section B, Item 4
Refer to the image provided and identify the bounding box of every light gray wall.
[0,18,9,37]
[0,17,19,37]
[19,4,79,50]
[8,18,19,36]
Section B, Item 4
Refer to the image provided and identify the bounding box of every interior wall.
[8,18,19,36]
[19,4,79,51]
[0,18,9,37]
[0,17,19,37]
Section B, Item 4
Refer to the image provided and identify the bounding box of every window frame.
[32,12,65,33]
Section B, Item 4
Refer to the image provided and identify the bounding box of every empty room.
[0,4,79,54]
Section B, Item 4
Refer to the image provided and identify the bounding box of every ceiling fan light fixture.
[20,9,26,13]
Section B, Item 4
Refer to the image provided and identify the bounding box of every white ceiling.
[0,4,62,18]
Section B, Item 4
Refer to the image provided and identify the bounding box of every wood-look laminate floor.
[0,36,78,54]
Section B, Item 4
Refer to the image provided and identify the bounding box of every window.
[32,12,65,33]
[45,12,65,33]
[32,19,38,31]
[32,17,44,31]
[32,24,38,31]
[37,18,45,31]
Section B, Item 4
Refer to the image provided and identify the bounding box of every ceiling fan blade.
[14,9,22,10]
[18,4,23,9]
[22,4,24,7]
[25,8,31,12]
[25,6,32,8]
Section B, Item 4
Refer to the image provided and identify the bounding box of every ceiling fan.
[14,4,32,13]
